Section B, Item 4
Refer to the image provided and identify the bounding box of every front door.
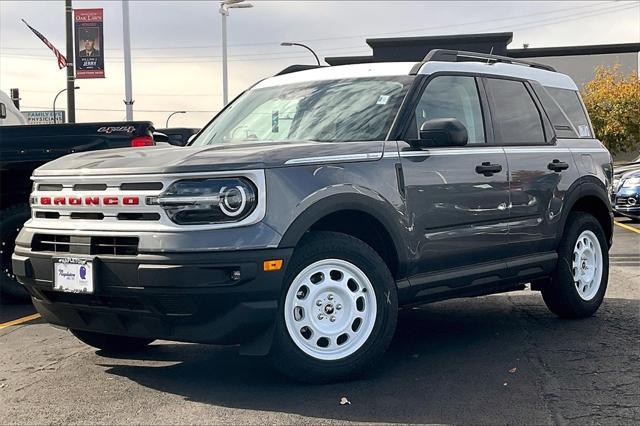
[398,75,511,279]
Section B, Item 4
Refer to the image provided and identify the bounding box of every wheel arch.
[278,193,408,279]
[559,176,613,248]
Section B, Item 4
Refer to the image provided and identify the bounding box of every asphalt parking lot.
[1,220,638,425]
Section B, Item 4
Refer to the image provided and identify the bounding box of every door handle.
[548,159,569,172]
[475,162,502,176]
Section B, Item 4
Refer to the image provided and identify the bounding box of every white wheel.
[571,230,603,301]
[542,212,609,319]
[284,259,377,361]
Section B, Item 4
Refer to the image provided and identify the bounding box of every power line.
[21,89,223,97]
[22,105,219,113]
[1,1,626,54]
[3,2,634,64]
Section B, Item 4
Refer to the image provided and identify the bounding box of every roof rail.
[410,49,556,74]
[274,64,327,76]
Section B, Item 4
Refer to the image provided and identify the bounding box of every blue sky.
[1,0,638,127]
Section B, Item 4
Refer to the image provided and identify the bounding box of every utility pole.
[65,0,76,123]
[122,0,134,120]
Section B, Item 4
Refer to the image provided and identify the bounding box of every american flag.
[21,19,67,69]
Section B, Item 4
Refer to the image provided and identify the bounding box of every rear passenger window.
[545,87,592,138]
[486,78,545,145]
[414,76,485,144]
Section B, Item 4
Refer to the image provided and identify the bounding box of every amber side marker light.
[264,260,283,271]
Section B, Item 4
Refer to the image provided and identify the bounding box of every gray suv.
[13,50,614,383]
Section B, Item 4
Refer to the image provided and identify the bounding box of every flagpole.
[65,0,76,123]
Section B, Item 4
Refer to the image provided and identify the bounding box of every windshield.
[191,76,413,146]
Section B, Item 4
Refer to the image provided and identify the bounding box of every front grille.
[70,212,105,220]
[92,236,139,255]
[616,196,637,206]
[73,183,107,191]
[32,234,138,256]
[31,179,165,224]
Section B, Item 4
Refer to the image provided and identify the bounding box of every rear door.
[483,77,579,258]
[398,74,511,279]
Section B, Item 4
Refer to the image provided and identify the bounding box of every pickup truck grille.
[32,234,139,256]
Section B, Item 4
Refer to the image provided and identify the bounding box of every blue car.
[614,170,640,221]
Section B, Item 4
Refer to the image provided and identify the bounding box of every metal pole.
[291,43,320,66]
[65,0,76,123]
[221,6,228,106]
[165,111,185,128]
[53,88,67,124]
[122,0,134,121]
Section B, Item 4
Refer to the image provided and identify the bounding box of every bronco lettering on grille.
[37,196,140,206]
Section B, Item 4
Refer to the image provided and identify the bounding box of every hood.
[34,140,385,177]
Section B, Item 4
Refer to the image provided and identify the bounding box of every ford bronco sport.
[12,50,614,383]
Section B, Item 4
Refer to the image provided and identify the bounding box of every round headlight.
[154,177,257,225]
[219,186,247,217]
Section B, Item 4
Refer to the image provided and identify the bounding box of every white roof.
[254,62,416,89]
[253,59,578,91]
[417,61,578,90]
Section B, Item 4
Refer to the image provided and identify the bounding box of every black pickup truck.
[0,121,156,302]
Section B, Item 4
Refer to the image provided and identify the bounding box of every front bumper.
[12,244,292,353]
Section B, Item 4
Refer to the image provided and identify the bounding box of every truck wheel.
[542,212,609,318]
[70,329,155,353]
[0,205,31,304]
[271,231,398,383]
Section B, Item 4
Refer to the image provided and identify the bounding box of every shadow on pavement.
[98,295,640,424]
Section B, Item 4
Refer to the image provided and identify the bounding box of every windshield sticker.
[376,95,390,105]
[578,125,590,137]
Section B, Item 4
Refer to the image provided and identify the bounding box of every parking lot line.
[0,313,41,330]
[615,221,640,235]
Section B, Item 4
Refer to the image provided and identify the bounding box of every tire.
[542,212,609,318]
[70,329,155,353]
[270,231,398,383]
[0,204,31,304]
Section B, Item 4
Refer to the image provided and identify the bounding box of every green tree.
[581,65,639,155]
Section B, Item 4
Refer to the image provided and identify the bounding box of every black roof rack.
[274,64,327,76]
[409,49,557,74]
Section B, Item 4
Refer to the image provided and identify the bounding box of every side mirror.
[417,118,468,147]
[0,103,6,120]
[153,132,170,143]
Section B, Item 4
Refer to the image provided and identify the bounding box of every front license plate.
[53,258,94,293]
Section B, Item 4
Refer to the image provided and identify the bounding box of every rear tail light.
[130,135,154,147]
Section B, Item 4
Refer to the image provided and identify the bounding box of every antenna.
[487,46,494,65]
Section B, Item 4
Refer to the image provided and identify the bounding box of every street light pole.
[280,42,321,66]
[165,111,186,128]
[53,86,80,123]
[221,6,228,106]
[219,0,253,107]
[122,0,134,121]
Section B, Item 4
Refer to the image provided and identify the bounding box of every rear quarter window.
[545,87,592,138]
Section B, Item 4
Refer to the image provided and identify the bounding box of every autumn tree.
[581,65,639,155]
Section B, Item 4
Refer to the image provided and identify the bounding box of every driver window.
[415,76,485,144]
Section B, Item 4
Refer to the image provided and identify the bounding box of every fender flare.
[557,175,613,247]
[278,192,409,276]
